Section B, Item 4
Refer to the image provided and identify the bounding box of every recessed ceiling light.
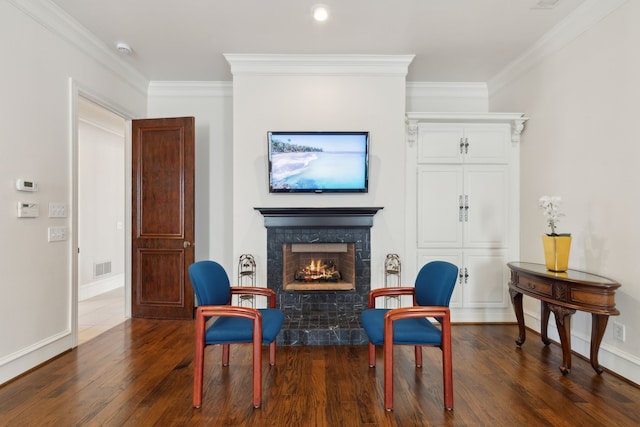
[311,4,329,22]
[116,42,132,55]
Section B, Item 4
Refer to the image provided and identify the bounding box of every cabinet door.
[417,165,463,248]
[463,124,511,164]
[417,250,463,308]
[463,165,509,248]
[417,124,464,164]
[462,250,509,308]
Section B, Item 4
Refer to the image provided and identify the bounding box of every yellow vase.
[542,235,572,272]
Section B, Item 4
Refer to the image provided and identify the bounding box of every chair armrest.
[368,287,415,308]
[230,286,277,308]
[196,305,261,321]
[194,305,263,349]
[384,306,449,322]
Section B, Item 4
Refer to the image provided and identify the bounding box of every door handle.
[183,241,191,248]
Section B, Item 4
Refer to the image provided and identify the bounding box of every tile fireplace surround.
[256,207,382,345]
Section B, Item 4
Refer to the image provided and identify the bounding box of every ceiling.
[50,0,587,82]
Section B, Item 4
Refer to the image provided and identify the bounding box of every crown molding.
[488,0,630,96]
[148,81,233,98]
[224,54,415,77]
[8,0,148,96]
[406,82,488,99]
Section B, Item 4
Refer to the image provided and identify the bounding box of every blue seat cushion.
[205,308,285,345]
[361,308,442,346]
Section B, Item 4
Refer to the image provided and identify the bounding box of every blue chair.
[188,260,284,409]
[361,261,459,411]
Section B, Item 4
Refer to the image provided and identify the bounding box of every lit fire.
[295,259,341,282]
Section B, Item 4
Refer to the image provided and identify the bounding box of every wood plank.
[1,320,639,426]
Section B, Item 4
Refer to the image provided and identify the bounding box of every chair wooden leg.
[193,313,206,408]
[269,342,277,365]
[222,344,230,366]
[414,345,422,368]
[383,341,394,411]
[368,342,376,367]
[442,315,454,410]
[252,320,263,408]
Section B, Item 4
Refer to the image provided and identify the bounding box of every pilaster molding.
[405,119,418,147]
[224,54,415,77]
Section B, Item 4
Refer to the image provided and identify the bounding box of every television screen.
[268,131,369,193]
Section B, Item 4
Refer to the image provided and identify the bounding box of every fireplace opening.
[282,243,355,291]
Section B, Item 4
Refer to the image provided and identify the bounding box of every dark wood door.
[132,117,195,319]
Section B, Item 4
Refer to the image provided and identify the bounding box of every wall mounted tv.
[268,131,369,193]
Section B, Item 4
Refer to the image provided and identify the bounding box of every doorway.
[76,96,127,344]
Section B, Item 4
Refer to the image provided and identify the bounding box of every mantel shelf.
[255,207,383,228]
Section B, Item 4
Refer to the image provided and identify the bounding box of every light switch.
[48,226,67,242]
[49,202,67,218]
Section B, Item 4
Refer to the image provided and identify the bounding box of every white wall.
[78,98,125,300]
[228,56,412,289]
[0,0,146,384]
[490,0,639,383]
[147,82,234,269]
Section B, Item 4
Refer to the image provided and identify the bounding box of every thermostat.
[16,179,38,192]
[17,201,39,218]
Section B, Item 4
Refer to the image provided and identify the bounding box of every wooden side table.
[507,262,620,375]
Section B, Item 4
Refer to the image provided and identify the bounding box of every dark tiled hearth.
[256,207,382,345]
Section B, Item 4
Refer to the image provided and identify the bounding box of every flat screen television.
[268,131,369,193]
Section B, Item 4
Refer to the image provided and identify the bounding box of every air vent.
[94,261,112,278]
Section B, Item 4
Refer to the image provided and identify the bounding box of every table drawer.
[516,276,553,298]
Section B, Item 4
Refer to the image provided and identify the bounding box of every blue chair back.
[188,260,231,306]
[414,261,459,307]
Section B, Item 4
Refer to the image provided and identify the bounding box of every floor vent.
[94,261,112,278]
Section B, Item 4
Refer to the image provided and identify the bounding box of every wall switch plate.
[48,226,67,242]
[612,321,625,342]
[48,202,67,218]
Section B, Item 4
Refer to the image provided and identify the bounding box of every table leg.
[549,303,576,375]
[509,289,526,347]
[590,314,609,374]
[541,301,551,346]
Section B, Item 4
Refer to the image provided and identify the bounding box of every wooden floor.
[1,320,639,427]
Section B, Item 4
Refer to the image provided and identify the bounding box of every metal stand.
[384,254,401,309]
[237,254,256,307]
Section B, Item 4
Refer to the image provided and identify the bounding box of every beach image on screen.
[269,133,367,191]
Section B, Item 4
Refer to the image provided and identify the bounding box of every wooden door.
[132,117,195,319]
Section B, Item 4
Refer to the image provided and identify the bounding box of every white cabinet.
[417,123,510,164]
[417,164,508,249]
[417,249,509,309]
[406,113,527,322]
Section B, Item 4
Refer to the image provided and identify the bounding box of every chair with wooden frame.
[360,260,459,411]
[188,260,284,409]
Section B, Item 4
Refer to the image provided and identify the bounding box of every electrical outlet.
[612,321,625,342]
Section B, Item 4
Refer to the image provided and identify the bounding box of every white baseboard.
[79,273,124,301]
[0,329,73,385]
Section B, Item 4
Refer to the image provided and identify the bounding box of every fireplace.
[282,243,355,291]
[256,207,382,345]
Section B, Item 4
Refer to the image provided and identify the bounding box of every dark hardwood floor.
[1,320,638,426]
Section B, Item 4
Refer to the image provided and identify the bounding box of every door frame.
[70,79,136,347]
